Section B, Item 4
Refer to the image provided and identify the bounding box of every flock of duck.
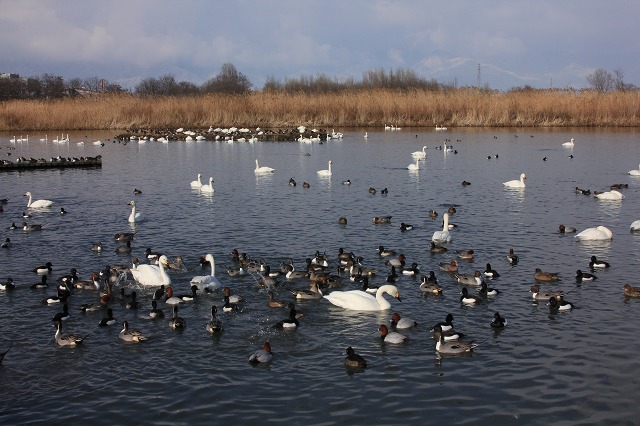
[3,133,640,369]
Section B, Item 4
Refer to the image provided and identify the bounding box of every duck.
[503,173,526,188]
[127,200,144,223]
[456,249,474,259]
[589,255,610,269]
[130,255,171,286]
[534,268,560,282]
[530,285,564,301]
[341,179,351,185]
[295,281,323,300]
[33,262,53,274]
[483,263,500,278]
[59,208,67,214]
[460,287,482,304]
[574,226,613,241]
[433,325,478,354]
[390,312,417,329]
[133,188,142,195]
[402,262,419,276]
[507,248,519,265]
[114,232,135,242]
[273,303,299,329]
[226,265,246,277]
[439,260,458,273]
[372,216,392,224]
[430,242,448,254]
[576,269,597,283]
[623,284,640,298]
[461,180,471,186]
[267,291,287,308]
[610,183,628,190]
[400,222,413,231]
[594,190,624,200]
[164,287,184,305]
[54,320,89,347]
[254,159,274,174]
[284,263,308,280]
[548,296,573,311]
[258,265,279,288]
[428,210,438,218]
[190,173,203,188]
[177,285,199,302]
[249,342,274,364]
[338,216,348,224]
[411,145,427,159]
[1,238,10,248]
[206,305,223,333]
[386,266,399,283]
[378,324,407,344]
[24,191,53,208]
[575,186,591,195]
[385,253,406,268]
[125,291,140,309]
[479,281,500,296]
[91,242,103,252]
[22,221,43,232]
[190,253,222,292]
[165,256,185,271]
[119,321,147,343]
[490,312,507,328]
[42,287,69,304]
[98,308,117,327]
[323,284,400,311]
[302,182,310,188]
[432,213,452,243]
[149,300,165,319]
[223,286,242,304]
[344,346,367,368]
[0,278,16,291]
[288,177,297,187]
[169,305,186,329]
[51,304,70,322]
[222,294,239,312]
[432,313,455,332]
[31,275,49,289]
[419,274,443,294]
[317,160,333,176]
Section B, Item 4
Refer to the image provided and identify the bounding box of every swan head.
[521,173,527,180]
[128,201,135,206]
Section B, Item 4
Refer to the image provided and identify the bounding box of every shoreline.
[1,89,639,131]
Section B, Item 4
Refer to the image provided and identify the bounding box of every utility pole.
[477,64,481,88]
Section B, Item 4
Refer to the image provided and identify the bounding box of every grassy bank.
[1,89,639,131]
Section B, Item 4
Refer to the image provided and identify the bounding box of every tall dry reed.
[1,90,639,131]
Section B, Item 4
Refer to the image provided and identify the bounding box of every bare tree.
[614,68,626,91]
[202,63,252,94]
[586,68,613,92]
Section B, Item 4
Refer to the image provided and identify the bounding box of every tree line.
[0,63,635,101]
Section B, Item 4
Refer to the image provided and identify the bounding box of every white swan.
[323,284,400,311]
[130,255,172,286]
[411,146,427,159]
[503,173,526,188]
[190,173,203,188]
[629,164,640,176]
[408,158,420,171]
[254,159,274,174]
[574,226,613,241]
[24,192,53,209]
[190,253,222,291]
[631,220,640,232]
[595,190,624,200]
[200,177,215,193]
[432,212,452,243]
[436,125,447,131]
[562,138,575,147]
[318,160,333,176]
[127,200,144,223]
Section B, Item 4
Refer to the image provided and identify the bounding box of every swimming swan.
[190,173,203,188]
[432,213,452,243]
[629,164,640,176]
[411,146,427,159]
[562,138,575,147]
[503,173,526,188]
[594,190,624,200]
[127,200,144,223]
[200,177,215,193]
[408,158,420,171]
[24,192,53,208]
[323,284,400,311]
[317,160,333,176]
[130,255,172,286]
[190,253,222,291]
[574,226,613,241]
[254,159,274,174]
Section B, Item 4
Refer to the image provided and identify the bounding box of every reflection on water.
[1,128,640,424]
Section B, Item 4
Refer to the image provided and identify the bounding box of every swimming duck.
[114,232,135,242]
[125,291,140,309]
[589,256,610,269]
[385,266,399,283]
[576,269,597,283]
[324,284,400,311]
[114,241,132,254]
[176,285,198,302]
[267,291,287,308]
[302,182,310,189]
[575,187,591,195]
[430,242,448,254]
[390,312,417,329]
[295,281,323,300]
[98,308,117,327]
[507,248,519,265]
[373,216,392,224]
[432,313,455,332]
[439,260,458,273]
[400,222,413,231]
[428,210,438,218]
[133,188,142,195]
[206,305,223,333]
[402,262,419,276]
[288,177,296,187]
[456,249,474,259]
[548,296,573,311]
[378,324,407,344]
[222,295,239,312]
[258,265,279,288]
[479,281,500,296]
[226,265,246,277]
[30,275,48,289]
[530,285,564,302]
[91,242,103,252]
[54,320,89,347]
[273,303,299,329]
[284,263,309,280]
[33,262,53,274]
[152,285,165,301]
[491,312,507,328]
[381,187,388,195]
[483,263,500,278]
[42,287,69,304]
[558,224,577,234]
[623,284,640,298]
[448,206,457,215]
[385,253,406,268]
[169,305,186,329]
[419,274,443,294]
[460,287,482,304]
[0,278,15,291]
[1,238,10,248]
[149,300,165,319]
[461,180,471,186]
[377,245,397,257]
[223,286,242,304]
[368,187,377,195]
[249,342,274,364]
[52,303,70,322]
[433,325,478,354]
[344,346,367,368]
[119,321,147,343]
[342,179,351,185]
[164,287,184,305]
[534,268,560,282]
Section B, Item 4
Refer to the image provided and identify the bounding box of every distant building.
[0,73,20,79]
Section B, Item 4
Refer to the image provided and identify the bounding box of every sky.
[1,0,638,91]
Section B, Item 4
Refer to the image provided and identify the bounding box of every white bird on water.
[254,159,274,174]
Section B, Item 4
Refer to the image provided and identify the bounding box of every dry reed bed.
[1,90,639,131]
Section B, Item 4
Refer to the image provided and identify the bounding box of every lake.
[1,127,640,425]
